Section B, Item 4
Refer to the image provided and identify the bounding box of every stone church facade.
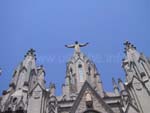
[0,41,150,113]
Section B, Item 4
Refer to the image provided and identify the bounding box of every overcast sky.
[0,0,149,95]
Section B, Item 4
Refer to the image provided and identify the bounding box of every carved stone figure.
[65,41,89,53]
[0,41,150,113]
[85,91,92,102]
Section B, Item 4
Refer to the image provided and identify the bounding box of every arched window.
[88,66,91,74]
[70,68,73,74]
[78,64,84,82]
[70,68,74,84]
[12,97,17,104]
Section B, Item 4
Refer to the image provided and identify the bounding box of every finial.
[124,41,136,52]
[112,78,116,85]
[37,65,44,71]
[28,48,35,55]
[112,77,120,96]
[112,77,115,83]
[25,48,36,58]
[38,65,43,67]
[118,78,123,83]
[49,82,56,89]
[37,65,45,76]
[112,78,118,89]
[118,78,125,91]
[49,82,56,96]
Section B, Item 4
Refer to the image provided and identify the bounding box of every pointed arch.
[16,67,27,89]
[47,96,57,113]
[16,98,25,112]
[19,67,27,73]
[78,63,84,82]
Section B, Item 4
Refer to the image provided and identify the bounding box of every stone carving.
[85,91,92,102]
[1,41,150,113]
[65,41,89,53]
[85,90,93,108]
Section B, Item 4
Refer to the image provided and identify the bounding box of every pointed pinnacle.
[112,77,118,88]
[28,48,35,54]
[124,41,136,52]
[112,77,116,84]
[25,48,36,59]
[118,78,123,83]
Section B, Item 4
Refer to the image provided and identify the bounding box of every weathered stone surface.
[0,42,149,113]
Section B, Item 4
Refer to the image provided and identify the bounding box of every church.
[0,41,150,113]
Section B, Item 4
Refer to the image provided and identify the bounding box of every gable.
[126,73,142,85]
[30,82,44,94]
[125,103,139,113]
[70,81,114,113]
[132,77,143,91]
[34,85,42,92]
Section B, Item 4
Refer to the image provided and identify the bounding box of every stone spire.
[118,78,125,91]
[49,83,56,96]
[0,49,38,113]
[112,78,120,96]
[15,48,37,90]
[123,41,140,62]
[118,78,129,108]
[25,48,36,58]
[124,41,136,53]
[122,41,150,113]
[123,41,150,85]
[24,49,36,64]
[63,42,104,98]
[123,41,141,79]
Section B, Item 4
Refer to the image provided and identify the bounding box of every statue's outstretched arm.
[79,42,89,47]
[65,44,75,48]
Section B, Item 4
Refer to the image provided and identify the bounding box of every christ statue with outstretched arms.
[65,41,89,53]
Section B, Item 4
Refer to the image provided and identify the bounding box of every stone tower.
[63,41,104,98]
[0,49,48,113]
[122,41,150,113]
